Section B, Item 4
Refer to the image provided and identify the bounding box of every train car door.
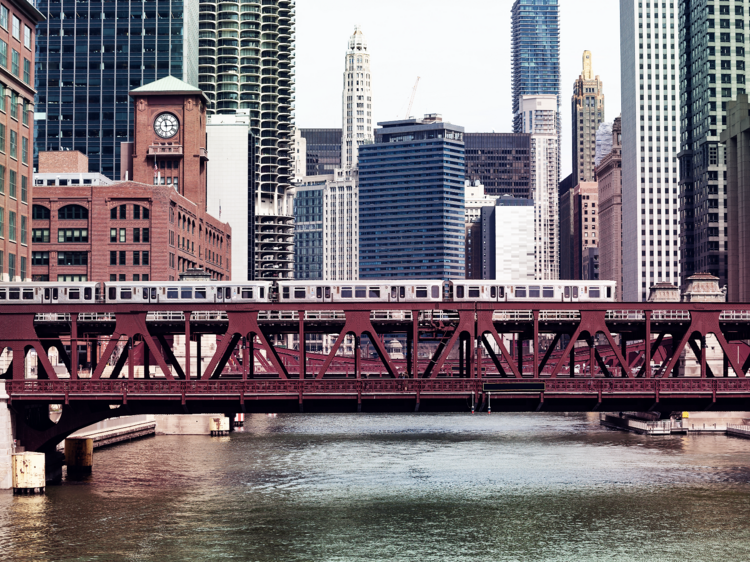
[315,286,333,302]
[390,286,406,303]
[563,286,580,302]
[43,287,59,303]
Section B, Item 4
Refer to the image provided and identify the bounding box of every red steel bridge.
[3,300,750,451]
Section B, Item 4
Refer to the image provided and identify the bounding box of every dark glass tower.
[464,133,531,197]
[33,0,199,179]
[358,116,466,280]
[511,0,560,133]
[300,128,341,177]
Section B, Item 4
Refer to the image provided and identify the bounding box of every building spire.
[342,25,373,170]
[582,50,593,80]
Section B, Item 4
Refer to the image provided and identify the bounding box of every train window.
[22,290,34,300]
[400,287,405,299]
[416,287,428,299]
[456,286,464,299]
[342,287,352,298]
[391,287,398,299]
[195,288,207,299]
[499,287,505,298]
[432,286,440,299]
[369,287,380,299]
[108,287,116,300]
[167,288,178,299]
[564,286,571,299]
[259,288,265,299]
[241,288,253,299]
[151,288,157,300]
[324,287,331,299]
[294,287,306,299]
[120,289,132,300]
[468,287,480,298]
[529,286,540,299]
[573,287,579,298]
[282,287,290,300]
[8,289,19,300]
[543,287,554,298]
[491,287,496,299]
[0,290,5,300]
[607,287,612,299]
[225,288,231,299]
[181,287,192,299]
[516,287,527,298]
[355,286,366,299]
[44,288,50,300]
[317,287,323,299]
[69,289,81,300]
[84,288,92,300]
[53,289,58,300]
[590,287,601,299]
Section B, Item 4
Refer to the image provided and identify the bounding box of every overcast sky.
[295,0,622,179]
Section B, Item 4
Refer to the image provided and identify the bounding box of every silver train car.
[276,281,444,304]
[0,282,99,303]
[450,281,616,302]
[103,282,274,303]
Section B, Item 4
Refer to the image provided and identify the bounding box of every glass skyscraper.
[511,0,560,133]
[358,116,466,280]
[300,128,342,177]
[33,0,199,179]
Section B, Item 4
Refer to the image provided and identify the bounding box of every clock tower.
[125,76,210,211]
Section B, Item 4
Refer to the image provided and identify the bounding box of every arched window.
[32,205,50,219]
[58,205,88,220]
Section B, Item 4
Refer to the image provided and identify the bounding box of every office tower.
[511,0,560,134]
[679,0,749,289]
[464,133,531,197]
[597,117,623,301]
[520,95,559,280]
[621,0,681,301]
[571,51,605,183]
[34,0,199,180]
[558,173,575,279]
[300,128,342,177]
[0,1,43,282]
[206,114,255,281]
[722,95,750,301]
[294,169,359,281]
[480,196,535,280]
[359,115,465,279]
[199,0,295,279]
[341,25,373,170]
[572,182,599,279]
[595,122,614,168]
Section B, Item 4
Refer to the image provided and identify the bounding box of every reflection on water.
[2,413,750,561]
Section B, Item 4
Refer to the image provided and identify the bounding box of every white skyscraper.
[620,0,680,301]
[520,94,560,280]
[342,26,374,170]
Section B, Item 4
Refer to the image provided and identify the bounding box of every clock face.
[154,113,179,139]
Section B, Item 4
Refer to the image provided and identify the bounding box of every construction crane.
[404,77,420,119]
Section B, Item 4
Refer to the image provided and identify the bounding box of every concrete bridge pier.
[0,382,14,490]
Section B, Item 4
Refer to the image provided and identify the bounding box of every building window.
[20,256,25,280]
[22,58,28,85]
[8,92,13,120]
[20,215,25,245]
[32,229,49,243]
[8,170,15,198]
[10,49,18,77]
[0,6,7,30]
[20,175,25,202]
[119,251,126,265]
[7,253,14,279]
[110,274,116,281]
[143,228,150,243]
[22,101,28,127]
[0,39,7,69]
[110,228,117,243]
[58,252,87,266]
[142,274,149,281]
[0,207,3,238]
[58,275,87,282]
[133,228,140,243]
[133,251,140,266]
[31,251,48,266]
[0,123,5,153]
[9,130,16,159]
[119,228,126,243]
[110,207,117,220]
[142,251,149,265]
[58,205,88,220]
[133,274,140,282]
[134,205,140,219]
[21,137,27,166]
[119,274,125,282]
[57,229,88,243]
[32,205,50,220]
[119,204,126,219]
[109,251,116,266]
[23,25,30,50]
[12,15,19,40]
[8,210,14,242]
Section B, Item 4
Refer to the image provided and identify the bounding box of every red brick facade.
[38,150,88,174]
[0,0,43,281]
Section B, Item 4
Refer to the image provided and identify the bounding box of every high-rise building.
[572,182,599,280]
[294,169,358,281]
[341,25,373,170]
[571,51,605,183]
[621,0,681,301]
[597,117,623,301]
[33,0,199,180]
[479,196,535,281]
[511,0,560,134]
[359,115,465,279]
[520,95,559,280]
[299,129,342,177]
[464,133,531,197]
[0,0,43,282]
[679,0,748,289]
[198,0,295,279]
[559,173,575,279]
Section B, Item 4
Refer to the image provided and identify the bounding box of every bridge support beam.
[0,382,13,489]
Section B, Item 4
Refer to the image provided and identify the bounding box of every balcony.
[148,144,183,157]
[198,148,209,162]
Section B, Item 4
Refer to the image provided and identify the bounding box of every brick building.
[31,77,231,283]
[572,182,599,280]
[0,0,43,281]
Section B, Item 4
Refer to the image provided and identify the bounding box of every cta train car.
[276,281,444,304]
[450,281,616,302]
[102,282,274,304]
[0,282,99,304]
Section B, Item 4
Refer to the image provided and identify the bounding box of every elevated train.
[0,280,616,305]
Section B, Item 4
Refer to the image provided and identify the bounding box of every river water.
[3,413,750,561]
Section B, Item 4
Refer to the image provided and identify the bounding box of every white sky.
[295,0,622,179]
